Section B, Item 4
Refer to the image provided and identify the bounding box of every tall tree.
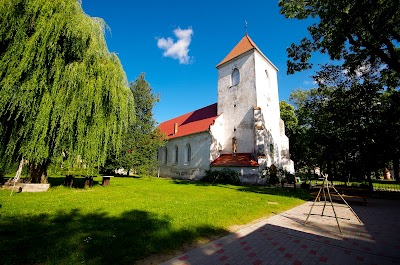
[287,89,320,172]
[278,0,400,84]
[0,0,135,182]
[291,65,390,187]
[279,100,298,140]
[114,73,165,175]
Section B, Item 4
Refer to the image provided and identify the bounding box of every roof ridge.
[216,34,278,71]
[159,102,217,125]
[158,103,219,140]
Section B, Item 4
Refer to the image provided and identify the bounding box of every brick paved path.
[162,199,400,265]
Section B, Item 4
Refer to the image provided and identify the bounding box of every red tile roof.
[216,34,260,68]
[211,153,259,167]
[158,103,219,139]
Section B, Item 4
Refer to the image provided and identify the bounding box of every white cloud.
[303,80,317,85]
[157,27,194,64]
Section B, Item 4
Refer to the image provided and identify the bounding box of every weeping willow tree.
[0,0,135,183]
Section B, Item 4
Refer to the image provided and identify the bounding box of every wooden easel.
[304,174,362,233]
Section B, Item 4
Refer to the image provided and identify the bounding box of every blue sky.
[82,0,328,123]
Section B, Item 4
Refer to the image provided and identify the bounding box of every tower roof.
[216,34,278,70]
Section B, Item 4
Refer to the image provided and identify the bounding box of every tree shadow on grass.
[236,185,312,201]
[47,176,101,189]
[172,179,212,187]
[0,209,227,264]
[172,179,312,201]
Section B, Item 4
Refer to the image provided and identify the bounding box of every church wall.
[254,51,283,167]
[217,52,257,154]
[279,120,295,173]
[158,132,212,179]
[209,115,224,162]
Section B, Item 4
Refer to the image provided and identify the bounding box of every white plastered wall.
[158,132,212,179]
[217,52,257,154]
[253,51,282,167]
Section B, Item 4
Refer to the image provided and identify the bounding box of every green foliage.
[279,0,400,168]
[284,173,296,184]
[0,0,134,177]
[279,0,400,85]
[279,100,298,139]
[260,165,291,186]
[202,168,241,185]
[105,73,166,175]
[288,63,400,182]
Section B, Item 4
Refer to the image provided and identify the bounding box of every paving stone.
[161,199,400,265]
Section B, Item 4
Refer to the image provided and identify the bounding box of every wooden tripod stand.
[304,174,362,233]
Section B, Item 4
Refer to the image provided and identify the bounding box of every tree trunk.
[63,175,74,187]
[393,155,399,182]
[29,162,48,183]
[0,174,4,185]
[84,176,93,188]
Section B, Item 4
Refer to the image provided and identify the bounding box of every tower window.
[231,68,240,86]
[164,148,168,164]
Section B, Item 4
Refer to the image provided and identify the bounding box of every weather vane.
[245,20,248,35]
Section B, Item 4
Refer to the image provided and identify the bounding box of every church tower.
[215,34,290,170]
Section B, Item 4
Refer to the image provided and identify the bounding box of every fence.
[306,179,400,192]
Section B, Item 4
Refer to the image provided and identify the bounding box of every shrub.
[202,168,241,185]
[284,173,295,184]
[263,166,292,186]
[300,182,310,190]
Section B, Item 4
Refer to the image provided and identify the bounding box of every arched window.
[164,148,168,164]
[231,68,240,86]
[174,146,179,164]
[185,144,191,163]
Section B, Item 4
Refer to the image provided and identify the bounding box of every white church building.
[157,34,294,181]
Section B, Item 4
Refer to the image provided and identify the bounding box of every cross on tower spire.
[245,20,248,35]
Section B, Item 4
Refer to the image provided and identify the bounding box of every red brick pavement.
[161,199,400,265]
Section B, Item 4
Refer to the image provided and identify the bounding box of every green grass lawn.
[0,176,310,264]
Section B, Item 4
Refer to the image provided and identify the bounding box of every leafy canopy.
[279,0,400,82]
[288,64,400,181]
[0,0,135,170]
[127,74,166,174]
[104,73,166,175]
[279,100,298,139]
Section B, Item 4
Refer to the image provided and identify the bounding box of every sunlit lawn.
[0,176,310,264]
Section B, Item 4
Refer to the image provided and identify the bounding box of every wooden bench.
[311,187,369,206]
